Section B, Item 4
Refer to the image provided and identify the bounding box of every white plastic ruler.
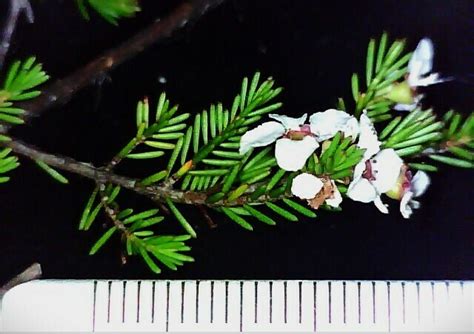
[1,280,472,332]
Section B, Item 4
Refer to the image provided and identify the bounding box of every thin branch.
[2,137,285,207]
[0,263,41,298]
[0,0,34,70]
[0,0,224,133]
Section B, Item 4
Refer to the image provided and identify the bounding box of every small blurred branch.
[0,0,224,134]
[0,0,34,70]
[0,263,41,298]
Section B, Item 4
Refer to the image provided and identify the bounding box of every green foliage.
[0,57,49,125]
[427,111,474,168]
[34,160,69,184]
[382,108,443,157]
[349,32,411,119]
[76,0,140,25]
[0,147,19,184]
[310,133,365,179]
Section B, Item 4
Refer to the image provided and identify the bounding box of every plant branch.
[0,0,225,133]
[0,0,33,71]
[2,137,287,207]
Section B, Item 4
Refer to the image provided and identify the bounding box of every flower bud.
[386,81,414,105]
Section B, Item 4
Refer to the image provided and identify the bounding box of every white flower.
[393,38,450,111]
[239,109,359,172]
[309,109,359,141]
[347,149,403,214]
[239,113,319,171]
[291,173,342,208]
[357,112,381,159]
[291,173,323,199]
[385,166,431,219]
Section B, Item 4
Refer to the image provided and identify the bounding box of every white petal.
[413,73,449,87]
[400,191,414,218]
[352,159,366,181]
[325,181,343,207]
[275,136,319,171]
[393,95,424,111]
[408,38,434,86]
[239,121,285,154]
[269,113,307,131]
[291,173,324,199]
[370,149,403,193]
[309,109,359,141]
[411,171,430,197]
[374,196,389,214]
[347,177,378,203]
[357,113,381,159]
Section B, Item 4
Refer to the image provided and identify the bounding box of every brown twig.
[0,263,42,298]
[0,0,34,70]
[198,204,217,228]
[2,137,286,207]
[0,0,224,133]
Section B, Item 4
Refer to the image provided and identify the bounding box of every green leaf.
[282,198,317,218]
[242,204,276,225]
[34,160,69,184]
[366,39,375,86]
[351,73,359,102]
[448,146,473,161]
[375,32,388,72]
[123,209,159,224]
[139,247,161,274]
[166,198,197,238]
[139,170,168,186]
[221,207,253,231]
[266,202,298,221]
[89,227,117,255]
[127,151,164,159]
[79,187,99,230]
[408,163,438,172]
[430,154,474,168]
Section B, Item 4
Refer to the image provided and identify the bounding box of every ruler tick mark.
[402,282,406,324]
[269,281,273,324]
[372,281,376,324]
[284,281,288,324]
[431,282,435,322]
[166,282,170,332]
[137,281,141,323]
[387,282,391,332]
[122,281,127,323]
[240,281,243,332]
[181,281,185,323]
[328,282,332,323]
[107,281,112,323]
[343,281,346,324]
[92,281,97,332]
[196,281,200,323]
[313,281,317,332]
[210,281,214,324]
[151,282,156,324]
[225,281,229,324]
[357,282,361,324]
[298,281,302,324]
[416,282,420,323]
[254,281,258,323]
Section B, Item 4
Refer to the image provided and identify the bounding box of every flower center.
[362,160,376,181]
[285,124,313,140]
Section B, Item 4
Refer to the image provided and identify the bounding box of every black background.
[0,0,473,284]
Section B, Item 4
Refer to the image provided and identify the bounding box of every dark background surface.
[0,0,473,283]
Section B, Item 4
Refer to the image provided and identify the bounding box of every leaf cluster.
[76,0,140,25]
[0,57,49,125]
[80,183,193,273]
[350,33,411,120]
